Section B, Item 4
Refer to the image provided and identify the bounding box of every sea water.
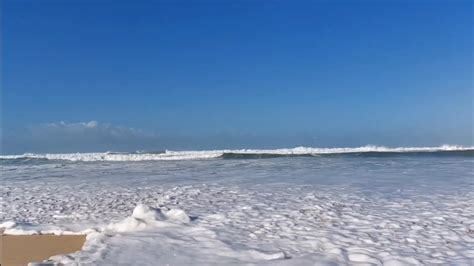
[1,146,473,265]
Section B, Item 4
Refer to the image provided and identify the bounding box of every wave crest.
[0,145,472,162]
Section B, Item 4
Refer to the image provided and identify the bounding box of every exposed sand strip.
[0,233,85,266]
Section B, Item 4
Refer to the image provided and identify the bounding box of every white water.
[0,145,471,161]
[1,153,473,265]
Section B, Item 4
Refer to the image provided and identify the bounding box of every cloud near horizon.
[2,121,161,154]
[31,121,157,140]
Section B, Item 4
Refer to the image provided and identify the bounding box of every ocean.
[1,145,473,265]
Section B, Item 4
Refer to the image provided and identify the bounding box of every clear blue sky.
[1,0,473,153]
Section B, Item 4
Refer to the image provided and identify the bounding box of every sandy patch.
[0,232,85,266]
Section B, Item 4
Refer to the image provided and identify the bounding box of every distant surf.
[0,145,472,162]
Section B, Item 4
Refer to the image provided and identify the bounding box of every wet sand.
[0,233,86,266]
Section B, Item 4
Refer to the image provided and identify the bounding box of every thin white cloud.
[3,121,162,153]
[31,121,157,139]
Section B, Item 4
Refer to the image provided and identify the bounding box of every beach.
[3,0,472,264]
[1,147,473,265]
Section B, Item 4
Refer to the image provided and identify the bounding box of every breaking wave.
[0,145,472,162]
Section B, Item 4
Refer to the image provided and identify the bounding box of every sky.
[1,0,473,153]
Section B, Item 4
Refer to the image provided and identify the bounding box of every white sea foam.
[0,145,471,161]
[1,152,473,265]
[3,183,473,265]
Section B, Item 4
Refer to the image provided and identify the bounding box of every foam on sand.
[39,204,286,265]
[2,183,473,265]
